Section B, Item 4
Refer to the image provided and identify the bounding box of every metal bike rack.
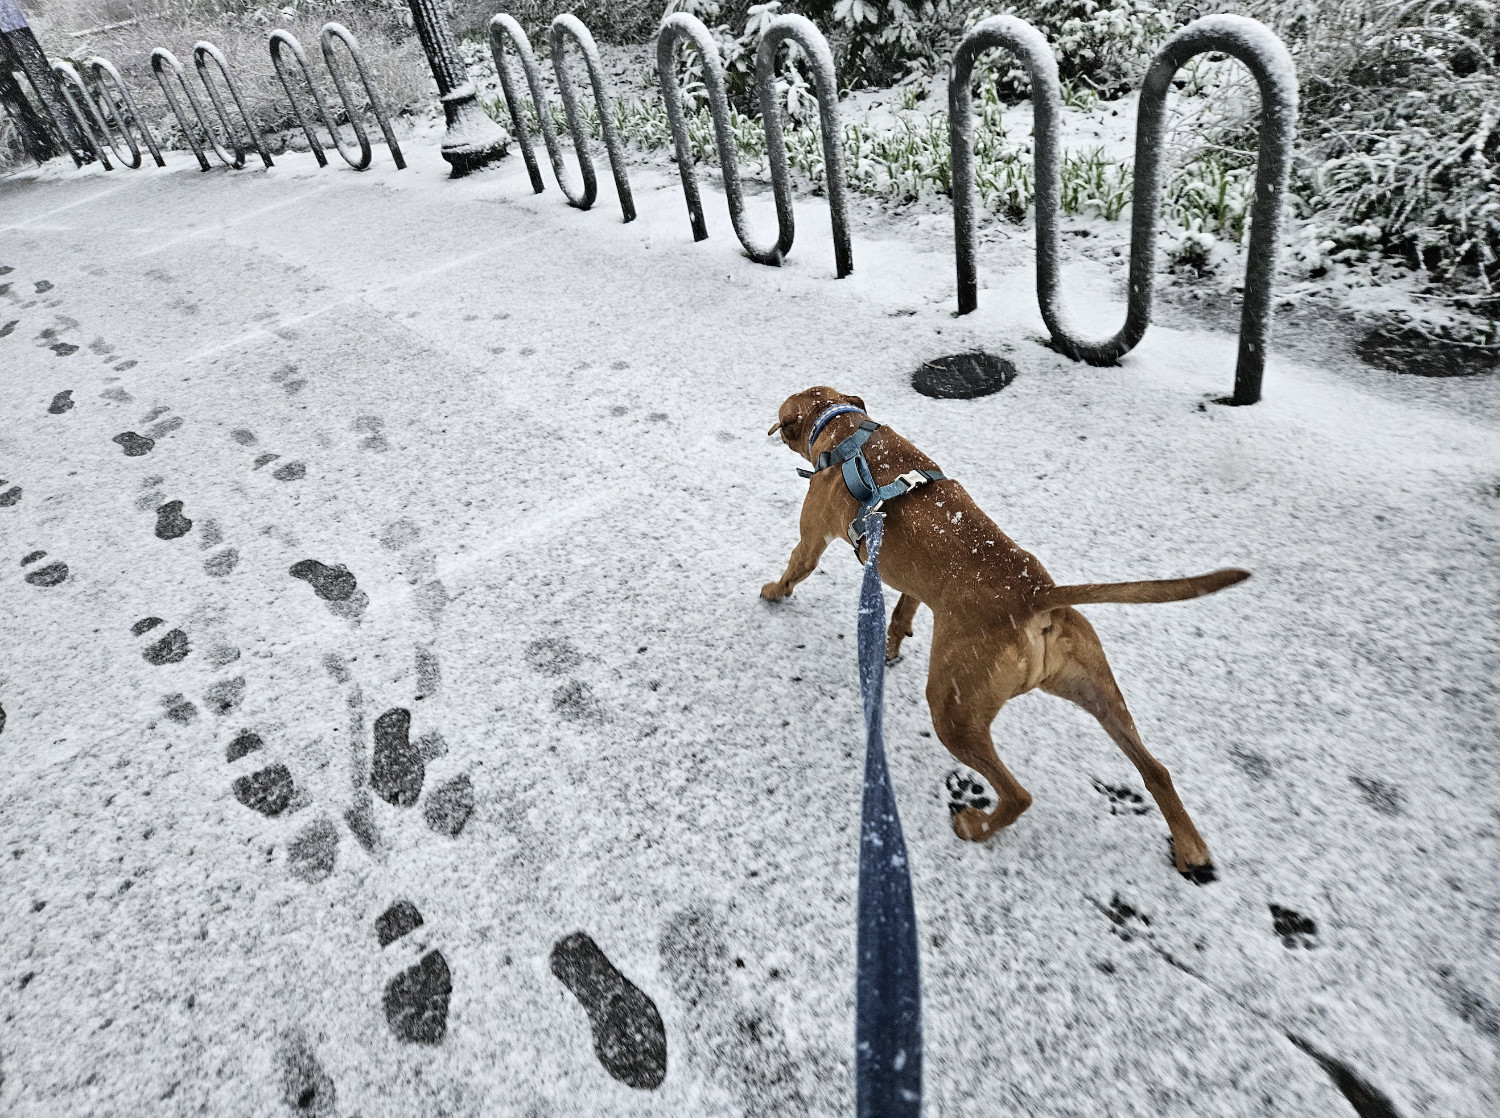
[656,12,851,275]
[269,23,405,171]
[488,13,633,220]
[950,14,1296,403]
[151,42,272,171]
[48,59,112,169]
[85,56,165,168]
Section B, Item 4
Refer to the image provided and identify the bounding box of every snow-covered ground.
[1,130,1497,1118]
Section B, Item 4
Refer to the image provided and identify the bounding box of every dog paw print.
[1350,775,1404,817]
[21,550,68,587]
[1091,776,1151,816]
[271,363,307,396]
[1095,893,1152,943]
[47,390,74,414]
[1270,904,1318,950]
[355,415,390,452]
[945,769,993,816]
[378,900,452,1045]
[551,931,667,1090]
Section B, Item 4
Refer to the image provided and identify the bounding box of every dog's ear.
[848,394,866,411]
[767,419,784,436]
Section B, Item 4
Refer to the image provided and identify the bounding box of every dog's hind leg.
[1039,608,1215,881]
[926,625,1033,842]
[885,593,921,663]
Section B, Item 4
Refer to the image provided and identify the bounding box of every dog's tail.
[1038,568,1250,609]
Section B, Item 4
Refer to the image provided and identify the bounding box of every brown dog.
[763,387,1249,881]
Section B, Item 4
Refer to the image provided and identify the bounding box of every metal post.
[404,0,507,176]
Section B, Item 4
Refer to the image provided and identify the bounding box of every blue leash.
[854,513,923,1117]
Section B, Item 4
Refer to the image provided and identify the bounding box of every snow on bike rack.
[488,12,634,221]
[47,59,114,170]
[950,14,1297,404]
[150,43,272,172]
[84,56,165,169]
[268,23,405,172]
[656,12,851,276]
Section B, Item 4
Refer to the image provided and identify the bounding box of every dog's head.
[767,387,866,462]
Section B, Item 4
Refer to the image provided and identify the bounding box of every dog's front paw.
[760,581,787,601]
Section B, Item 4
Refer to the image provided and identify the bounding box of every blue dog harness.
[800,404,946,549]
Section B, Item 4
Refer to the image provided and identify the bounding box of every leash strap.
[854,512,924,1117]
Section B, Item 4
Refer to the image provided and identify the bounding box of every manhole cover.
[912,351,1017,399]
[1356,326,1497,378]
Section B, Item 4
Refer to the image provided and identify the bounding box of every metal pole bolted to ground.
[949,14,1296,404]
[404,0,507,175]
[854,513,924,1118]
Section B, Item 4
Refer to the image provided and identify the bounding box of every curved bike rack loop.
[194,42,272,169]
[656,12,781,264]
[269,24,404,170]
[951,14,1296,404]
[49,59,113,170]
[86,56,165,168]
[656,13,850,274]
[488,13,633,220]
[754,14,852,278]
[151,47,237,170]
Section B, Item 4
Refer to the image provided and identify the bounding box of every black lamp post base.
[441,136,508,177]
[438,93,509,178]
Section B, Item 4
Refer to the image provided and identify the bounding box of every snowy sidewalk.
[1,140,1497,1118]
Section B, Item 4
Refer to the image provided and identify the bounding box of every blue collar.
[805,404,866,453]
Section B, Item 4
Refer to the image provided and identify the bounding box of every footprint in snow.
[21,550,68,587]
[154,500,193,540]
[277,1031,336,1117]
[378,900,452,1045]
[134,616,190,664]
[1270,904,1319,949]
[113,431,154,456]
[227,731,297,817]
[47,390,74,414]
[0,320,17,338]
[1,479,21,507]
[1091,776,1150,815]
[290,560,356,601]
[551,931,668,1089]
